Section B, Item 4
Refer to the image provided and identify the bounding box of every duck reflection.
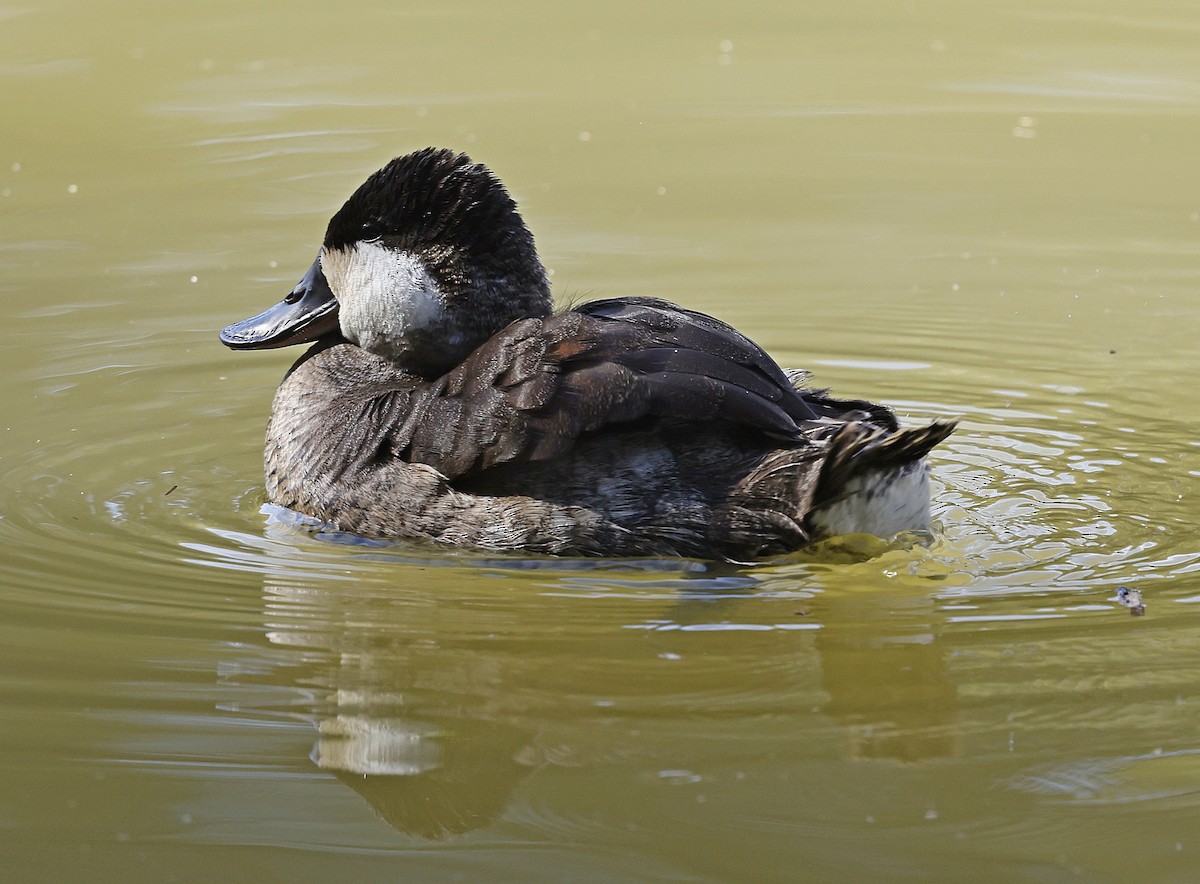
[259,567,536,839]
[244,530,960,840]
[315,709,527,839]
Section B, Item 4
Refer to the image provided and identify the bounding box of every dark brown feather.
[369,296,850,478]
[249,149,956,558]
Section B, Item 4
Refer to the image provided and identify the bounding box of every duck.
[220,147,955,560]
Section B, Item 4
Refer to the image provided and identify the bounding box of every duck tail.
[812,419,957,507]
[798,419,957,540]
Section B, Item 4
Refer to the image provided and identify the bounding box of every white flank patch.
[322,242,447,356]
[808,460,932,539]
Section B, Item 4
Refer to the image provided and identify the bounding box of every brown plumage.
[222,148,955,559]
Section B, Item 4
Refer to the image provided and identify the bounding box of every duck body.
[222,148,954,559]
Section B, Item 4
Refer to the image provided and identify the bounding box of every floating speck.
[1116,586,1146,616]
[190,275,198,283]
[579,131,592,142]
[67,184,78,194]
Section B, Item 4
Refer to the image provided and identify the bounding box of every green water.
[3,1,1200,880]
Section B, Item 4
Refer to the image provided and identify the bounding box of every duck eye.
[360,221,384,242]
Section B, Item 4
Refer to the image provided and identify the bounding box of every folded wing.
[379,296,880,479]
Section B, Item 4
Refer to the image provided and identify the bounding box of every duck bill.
[219,256,341,350]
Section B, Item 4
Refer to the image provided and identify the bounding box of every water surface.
[3,0,1200,880]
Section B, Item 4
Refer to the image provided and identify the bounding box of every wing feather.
[379,296,854,479]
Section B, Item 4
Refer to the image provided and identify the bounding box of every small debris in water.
[165,484,178,496]
[1116,586,1145,616]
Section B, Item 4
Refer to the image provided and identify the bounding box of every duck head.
[220,148,553,376]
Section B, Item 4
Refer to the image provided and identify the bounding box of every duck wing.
[385,296,840,479]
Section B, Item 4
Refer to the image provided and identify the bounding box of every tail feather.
[813,420,956,509]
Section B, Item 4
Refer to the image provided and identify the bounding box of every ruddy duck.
[220,148,954,559]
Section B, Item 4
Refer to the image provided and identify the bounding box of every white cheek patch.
[322,242,447,355]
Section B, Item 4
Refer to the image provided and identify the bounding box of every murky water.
[3,0,1200,880]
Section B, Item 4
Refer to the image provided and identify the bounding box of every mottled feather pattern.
[263,293,955,557]
[244,149,956,558]
[812,420,958,509]
[324,296,843,481]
